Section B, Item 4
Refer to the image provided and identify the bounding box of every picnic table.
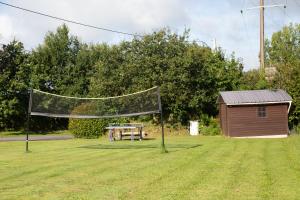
[105,123,144,141]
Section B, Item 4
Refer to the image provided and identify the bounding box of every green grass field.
[0,135,300,200]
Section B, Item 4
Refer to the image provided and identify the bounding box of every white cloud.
[4,0,190,43]
[0,0,299,70]
[0,15,13,43]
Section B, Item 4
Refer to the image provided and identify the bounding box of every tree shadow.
[79,143,202,152]
[115,138,156,141]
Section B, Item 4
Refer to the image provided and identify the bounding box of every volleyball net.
[29,87,161,118]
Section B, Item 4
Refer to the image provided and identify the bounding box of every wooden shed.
[218,89,292,137]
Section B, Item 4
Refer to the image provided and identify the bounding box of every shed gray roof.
[219,89,292,105]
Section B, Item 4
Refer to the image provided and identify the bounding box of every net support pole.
[26,88,33,153]
[157,87,167,153]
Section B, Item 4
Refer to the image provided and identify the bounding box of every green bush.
[291,124,300,135]
[69,119,108,138]
[200,114,211,126]
[67,102,110,138]
[68,101,130,138]
[199,116,220,136]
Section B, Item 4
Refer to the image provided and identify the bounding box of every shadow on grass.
[0,130,69,136]
[116,138,156,141]
[79,143,202,152]
[11,131,49,136]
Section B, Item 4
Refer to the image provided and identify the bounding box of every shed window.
[257,106,266,118]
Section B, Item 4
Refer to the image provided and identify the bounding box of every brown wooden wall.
[219,103,228,136]
[219,103,289,137]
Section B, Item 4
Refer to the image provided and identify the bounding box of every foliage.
[0,40,30,130]
[240,69,269,90]
[28,24,97,130]
[291,124,300,135]
[69,117,129,138]
[30,24,92,96]
[1,25,243,130]
[67,101,106,138]
[89,29,243,124]
[69,118,108,138]
[265,23,300,126]
[199,115,220,136]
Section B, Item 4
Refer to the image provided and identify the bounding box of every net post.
[157,87,167,153]
[26,88,33,153]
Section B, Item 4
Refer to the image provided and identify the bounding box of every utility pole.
[212,38,217,52]
[242,1,286,74]
[260,0,265,72]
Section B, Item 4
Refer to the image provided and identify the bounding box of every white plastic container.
[189,121,199,136]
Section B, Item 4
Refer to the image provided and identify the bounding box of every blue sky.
[0,0,299,70]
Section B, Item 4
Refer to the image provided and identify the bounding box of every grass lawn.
[0,135,300,200]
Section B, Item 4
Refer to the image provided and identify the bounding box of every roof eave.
[226,101,292,106]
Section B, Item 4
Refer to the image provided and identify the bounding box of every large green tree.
[89,29,242,124]
[0,25,243,130]
[265,23,300,126]
[240,69,269,90]
[31,24,91,96]
[0,40,30,130]
[29,24,96,130]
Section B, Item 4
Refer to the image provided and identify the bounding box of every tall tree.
[31,24,91,96]
[240,69,269,90]
[29,24,95,130]
[89,29,243,124]
[0,40,30,130]
[265,23,300,126]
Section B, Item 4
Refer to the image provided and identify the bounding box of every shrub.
[199,116,220,136]
[67,102,109,138]
[291,124,300,135]
[200,114,211,126]
[69,119,108,138]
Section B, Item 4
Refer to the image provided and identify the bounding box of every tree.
[31,24,91,96]
[265,23,300,126]
[240,69,269,90]
[0,40,30,130]
[89,29,243,124]
[29,24,96,130]
[0,25,243,130]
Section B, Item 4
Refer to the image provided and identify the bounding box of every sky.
[0,0,299,71]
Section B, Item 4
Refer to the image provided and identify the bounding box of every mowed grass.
[0,135,300,200]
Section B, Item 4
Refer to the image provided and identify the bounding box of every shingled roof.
[218,89,292,105]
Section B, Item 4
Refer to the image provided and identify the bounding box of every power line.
[269,0,288,26]
[0,2,211,50]
[240,8,257,64]
[275,1,293,22]
[0,1,143,37]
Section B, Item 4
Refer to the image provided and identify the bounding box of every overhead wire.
[0,1,211,49]
[269,0,287,27]
[273,0,293,22]
[240,0,258,67]
[265,2,284,29]
[0,1,143,37]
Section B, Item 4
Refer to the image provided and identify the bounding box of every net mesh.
[30,87,160,118]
